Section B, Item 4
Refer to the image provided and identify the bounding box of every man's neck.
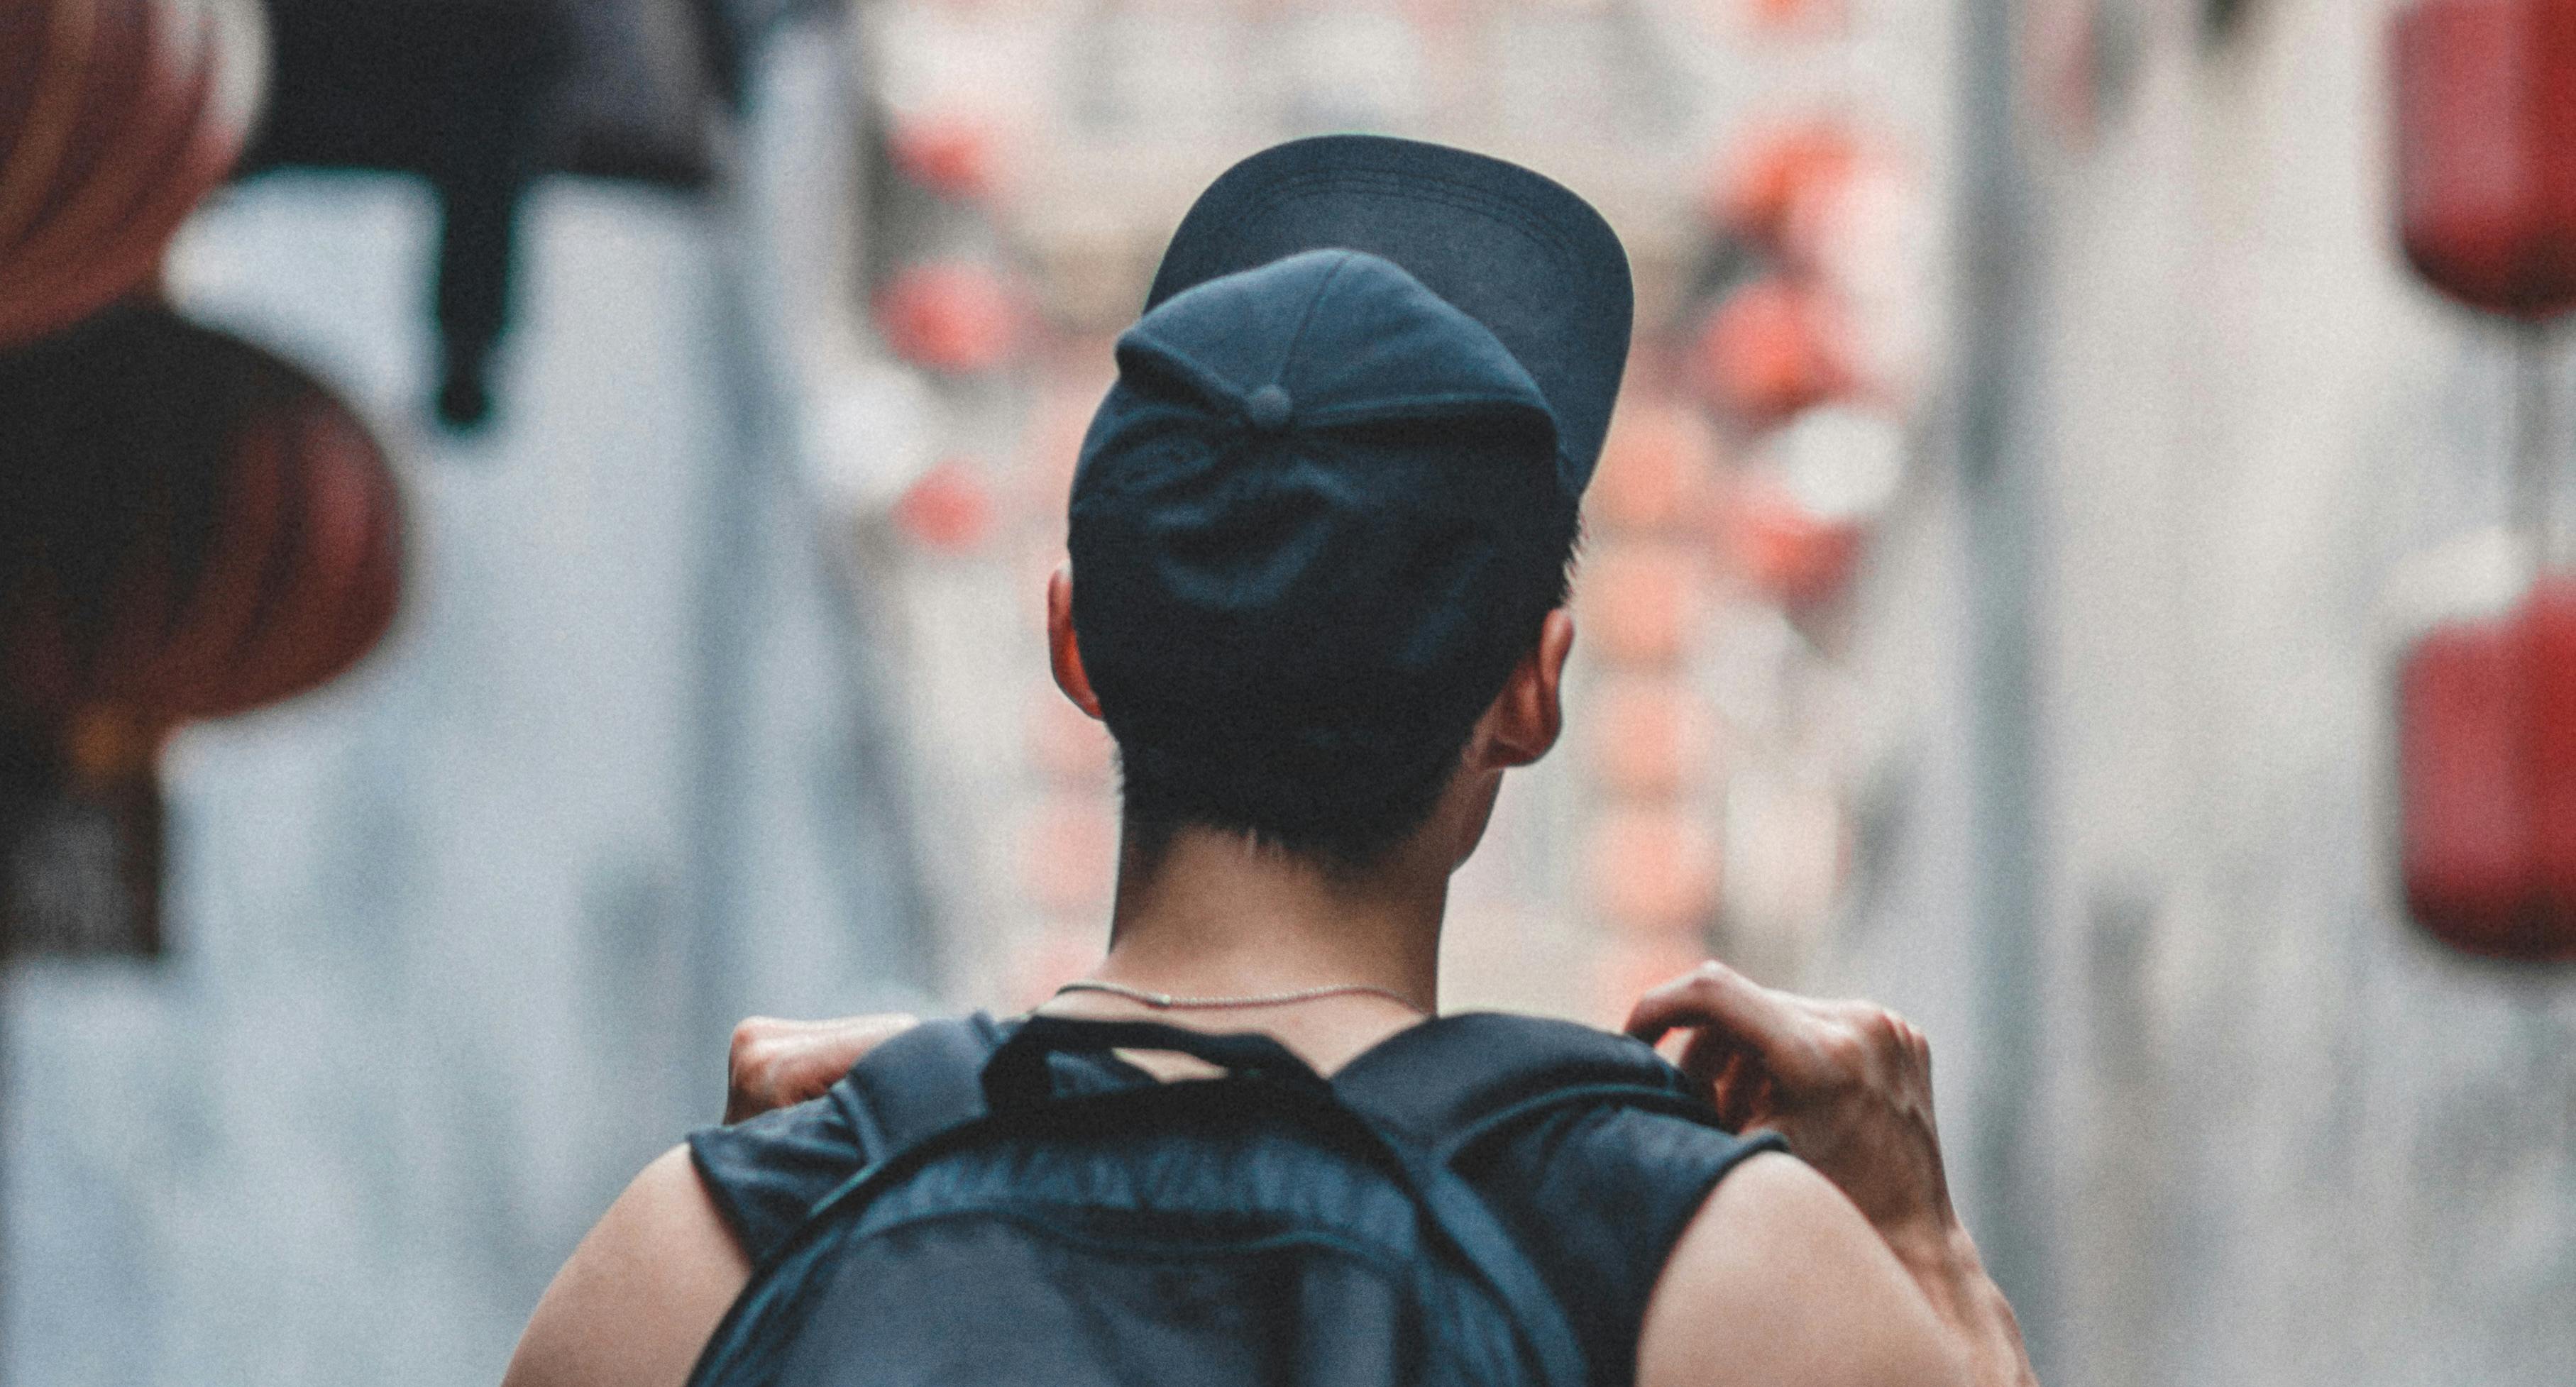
[1089,824,1449,1015]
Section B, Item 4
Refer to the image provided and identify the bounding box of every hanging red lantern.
[1707,121,1859,253]
[888,113,998,202]
[2398,580,2576,961]
[2392,0,2576,317]
[1742,0,1847,33]
[0,306,403,736]
[876,261,1023,375]
[0,0,266,348]
[1717,472,1864,609]
[1691,279,1853,427]
[2400,616,2523,941]
[891,455,996,553]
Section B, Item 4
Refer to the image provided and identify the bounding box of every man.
[502,135,2036,1387]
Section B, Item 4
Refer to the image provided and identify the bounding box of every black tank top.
[690,1019,1785,1387]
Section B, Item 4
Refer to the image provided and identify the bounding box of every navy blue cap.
[1146,133,1634,494]
[1070,247,1578,819]
[1068,137,1630,824]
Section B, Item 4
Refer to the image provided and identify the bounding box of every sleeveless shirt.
[689,1017,1785,1387]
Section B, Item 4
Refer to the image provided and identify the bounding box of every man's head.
[1056,136,1631,875]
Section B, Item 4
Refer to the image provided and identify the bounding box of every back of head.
[1067,137,1633,872]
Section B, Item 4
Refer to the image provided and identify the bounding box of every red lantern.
[1692,279,1853,426]
[888,114,997,202]
[0,306,403,736]
[876,261,1022,375]
[0,0,265,348]
[1707,121,1858,252]
[891,456,995,553]
[1742,0,1847,33]
[1717,473,1864,609]
[2392,0,2576,317]
[2398,580,2576,961]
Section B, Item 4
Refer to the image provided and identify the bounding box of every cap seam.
[1273,251,1358,398]
[1297,392,1553,428]
[1117,328,1251,414]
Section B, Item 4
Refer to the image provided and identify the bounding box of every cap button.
[1245,385,1294,432]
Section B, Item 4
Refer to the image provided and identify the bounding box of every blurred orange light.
[889,114,999,202]
[1586,805,1722,935]
[1594,678,1717,798]
[1707,121,1860,253]
[1582,543,1702,668]
[876,262,1023,374]
[1718,474,1864,610]
[1691,280,1853,427]
[892,456,997,553]
[1591,407,1715,535]
[1740,0,1847,33]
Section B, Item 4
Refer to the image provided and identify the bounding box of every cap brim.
[1145,135,1633,495]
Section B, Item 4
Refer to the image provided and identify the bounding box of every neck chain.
[1052,978,1429,1015]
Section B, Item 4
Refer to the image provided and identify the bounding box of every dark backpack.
[686,1011,1734,1387]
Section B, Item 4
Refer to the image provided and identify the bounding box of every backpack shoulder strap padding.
[1331,1012,1721,1161]
[830,1012,1007,1167]
[804,1011,1612,1387]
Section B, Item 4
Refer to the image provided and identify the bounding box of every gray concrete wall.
[2,165,928,1386]
[1835,1,2576,1382]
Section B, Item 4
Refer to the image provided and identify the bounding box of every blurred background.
[2,0,2572,1382]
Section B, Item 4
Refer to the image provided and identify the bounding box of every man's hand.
[1625,961,1953,1259]
[1626,961,2036,1387]
[724,1014,919,1124]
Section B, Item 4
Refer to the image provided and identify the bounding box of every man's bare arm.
[1629,963,2038,1387]
[1639,1151,1969,1387]
[499,1147,750,1387]
[497,1015,919,1387]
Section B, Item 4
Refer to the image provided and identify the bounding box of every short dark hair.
[1104,500,1580,876]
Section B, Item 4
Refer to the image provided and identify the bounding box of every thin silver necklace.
[1052,978,1429,1015]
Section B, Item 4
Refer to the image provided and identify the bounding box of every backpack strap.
[801,1013,1006,1219]
[944,1012,1598,1387]
[1326,1014,1710,1387]
[792,1011,1695,1387]
[835,1012,1008,1162]
[1331,1012,1725,1165]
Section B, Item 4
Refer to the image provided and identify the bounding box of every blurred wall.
[1835,1,2576,1383]
[1,153,931,1383]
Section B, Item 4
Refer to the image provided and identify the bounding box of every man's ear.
[1048,564,1104,721]
[1481,608,1573,769]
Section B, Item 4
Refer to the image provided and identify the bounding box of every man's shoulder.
[1638,1152,1971,1387]
[500,1146,752,1387]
